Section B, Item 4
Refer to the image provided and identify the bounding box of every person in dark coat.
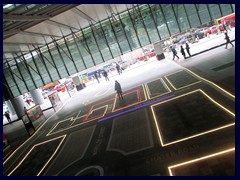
[115,80,123,100]
[171,46,179,60]
[180,45,186,59]
[4,111,11,123]
[116,63,122,75]
[185,43,191,57]
[224,32,234,49]
[94,71,100,83]
[103,70,109,81]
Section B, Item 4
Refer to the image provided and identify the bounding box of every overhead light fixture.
[3,4,13,9]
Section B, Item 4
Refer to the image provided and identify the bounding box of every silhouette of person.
[171,46,179,60]
[185,43,191,57]
[180,45,186,59]
[224,32,234,49]
[103,70,109,81]
[116,63,122,75]
[94,71,99,83]
[4,111,11,123]
[115,80,123,100]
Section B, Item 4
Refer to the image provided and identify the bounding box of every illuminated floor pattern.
[9,136,65,176]
[151,89,234,146]
[165,70,201,90]
[107,109,154,155]
[4,75,235,176]
[145,78,171,99]
[168,148,235,176]
[43,126,96,175]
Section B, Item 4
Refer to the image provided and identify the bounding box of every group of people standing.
[171,42,191,60]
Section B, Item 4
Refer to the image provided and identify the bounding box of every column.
[10,95,26,118]
[5,100,16,115]
[154,42,165,60]
[30,88,45,105]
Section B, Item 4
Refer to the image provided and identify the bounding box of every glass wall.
[3,4,235,97]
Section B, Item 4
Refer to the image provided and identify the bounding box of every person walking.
[115,80,123,100]
[185,43,191,57]
[116,63,122,75]
[103,70,109,81]
[171,46,179,60]
[180,45,186,59]
[94,71,100,83]
[224,32,234,49]
[4,111,11,123]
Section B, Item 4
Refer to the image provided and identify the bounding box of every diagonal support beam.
[45,20,80,31]
[71,7,97,23]
[4,42,45,46]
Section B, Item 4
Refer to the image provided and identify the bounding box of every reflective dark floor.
[3,31,235,176]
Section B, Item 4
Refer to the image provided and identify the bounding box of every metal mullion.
[55,38,75,63]
[194,4,202,24]
[148,4,161,40]
[19,52,37,88]
[4,61,21,95]
[206,4,213,22]
[171,4,181,33]
[52,39,70,76]
[3,75,14,99]
[63,35,79,72]
[35,47,53,82]
[230,4,234,13]
[108,17,123,55]
[136,4,151,43]
[182,4,191,29]
[89,23,105,62]
[45,43,61,79]
[29,50,45,85]
[80,28,96,66]
[99,21,114,59]
[71,30,87,69]
[126,6,142,47]
[218,4,223,17]
[115,8,132,51]
[13,57,29,92]
[158,5,171,37]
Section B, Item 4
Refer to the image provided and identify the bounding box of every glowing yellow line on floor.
[8,135,66,176]
[142,84,148,101]
[151,89,235,147]
[88,105,108,120]
[165,70,201,90]
[3,95,72,165]
[47,117,73,136]
[168,148,235,176]
[145,78,172,99]
[184,68,235,98]
[46,115,87,136]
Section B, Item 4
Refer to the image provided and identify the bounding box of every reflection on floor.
[4,70,235,176]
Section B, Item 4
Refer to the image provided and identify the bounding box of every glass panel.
[198,4,211,24]
[17,62,35,91]
[129,7,150,47]
[150,4,170,39]
[173,4,190,32]
[49,47,68,78]
[41,50,60,81]
[219,4,232,16]
[161,4,180,36]
[66,38,86,71]
[184,4,201,28]
[140,4,160,43]
[208,4,221,20]
[26,57,44,87]
[4,68,21,96]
